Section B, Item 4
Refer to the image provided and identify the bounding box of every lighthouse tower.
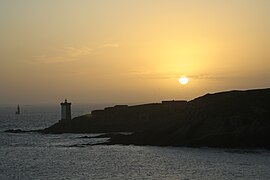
[60,99,72,121]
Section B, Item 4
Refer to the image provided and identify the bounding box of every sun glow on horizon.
[178,76,189,85]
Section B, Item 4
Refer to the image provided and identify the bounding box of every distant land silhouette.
[7,88,270,148]
[42,88,270,148]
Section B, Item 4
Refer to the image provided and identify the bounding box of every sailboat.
[16,104,20,115]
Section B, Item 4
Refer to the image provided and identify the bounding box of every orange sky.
[0,0,270,104]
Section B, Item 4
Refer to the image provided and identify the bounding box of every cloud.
[33,43,119,64]
[130,71,224,80]
[34,54,71,64]
[189,74,225,80]
[99,43,119,48]
[130,71,179,79]
[33,46,93,64]
[65,46,93,57]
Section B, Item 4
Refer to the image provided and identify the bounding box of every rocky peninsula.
[43,88,270,148]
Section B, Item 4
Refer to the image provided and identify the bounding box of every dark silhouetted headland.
[43,88,270,148]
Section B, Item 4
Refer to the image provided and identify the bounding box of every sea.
[0,105,270,180]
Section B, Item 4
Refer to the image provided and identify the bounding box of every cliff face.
[122,89,270,147]
[44,88,270,148]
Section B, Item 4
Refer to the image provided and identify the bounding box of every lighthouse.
[16,104,20,115]
[60,99,72,121]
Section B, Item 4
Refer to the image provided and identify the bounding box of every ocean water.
[0,105,270,180]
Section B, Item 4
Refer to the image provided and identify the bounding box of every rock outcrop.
[44,88,270,148]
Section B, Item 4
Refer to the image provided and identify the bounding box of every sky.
[0,0,270,105]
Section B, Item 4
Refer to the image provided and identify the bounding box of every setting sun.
[179,76,189,85]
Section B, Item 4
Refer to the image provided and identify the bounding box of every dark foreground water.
[0,105,270,180]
